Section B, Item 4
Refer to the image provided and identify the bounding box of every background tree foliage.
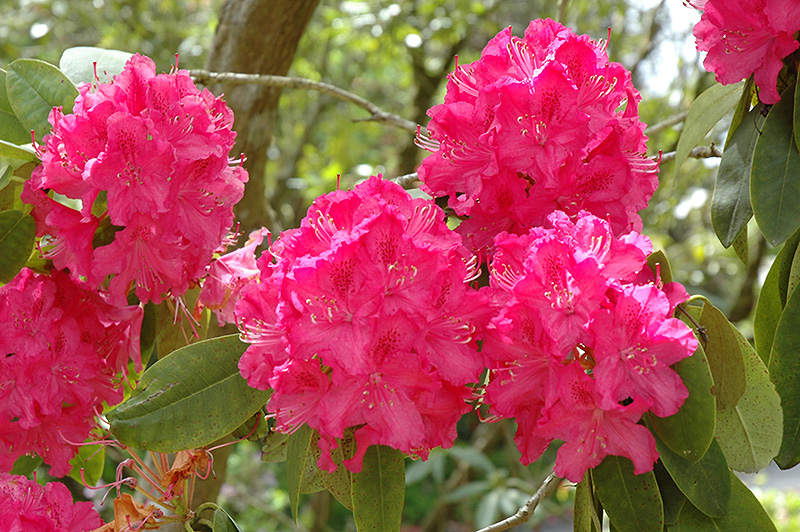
[1,0,788,530]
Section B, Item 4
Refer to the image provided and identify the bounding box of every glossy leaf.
[647,250,673,284]
[769,283,800,468]
[754,247,786,363]
[649,308,716,461]
[106,335,270,452]
[10,454,43,476]
[6,59,78,143]
[287,424,315,522]
[751,83,800,246]
[211,506,242,532]
[352,445,405,532]
[68,443,105,487]
[59,46,133,86]
[0,69,30,145]
[592,455,663,532]
[715,327,782,473]
[668,473,777,531]
[0,209,36,283]
[695,299,746,410]
[0,139,36,161]
[674,81,744,179]
[655,433,730,518]
[712,107,764,247]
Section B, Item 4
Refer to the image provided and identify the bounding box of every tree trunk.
[205,0,320,236]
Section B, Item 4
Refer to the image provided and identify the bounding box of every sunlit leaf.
[0,69,30,145]
[751,83,800,246]
[59,46,133,86]
[68,443,105,486]
[352,445,405,532]
[287,424,315,522]
[695,298,746,410]
[10,454,43,476]
[647,250,673,284]
[106,335,270,451]
[592,455,663,532]
[0,139,36,161]
[0,209,36,283]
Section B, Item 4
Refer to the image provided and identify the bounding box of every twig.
[189,70,419,133]
[657,144,723,164]
[644,110,688,136]
[475,472,562,532]
[394,172,419,188]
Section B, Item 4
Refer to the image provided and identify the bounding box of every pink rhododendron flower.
[417,19,658,254]
[196,227,269,326]
[0,268,142,476]
[22,53,248,305]
[237,176,490,472]
[688,0,800,104]
[0,473,103,531]
[482,211,697,482]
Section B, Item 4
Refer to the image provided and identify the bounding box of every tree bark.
[205,0,320,236]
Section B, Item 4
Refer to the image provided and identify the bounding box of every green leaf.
[592,455,663,532]
[0,209,36,283]
[153,286,211,358]
[668,473,777,531]
[653,461,688,527]
[795,71,800,154]
[788,239,800,299]
[211,505,242,532]
[6,59,78,143]
[68,443,105,486]
[712,107,764,247]
[649,309,716,461]
[286,424,316,522]
[0,69,31,145]
[777,216,800,307]
[731,227,748,264]
[261,431,290,463]
[751,83,800,246]
[106,335,270,451]
[574,474,602,532]
[715,326,782,473]
[754,248,786,363]
[695,299,747,410]
[647,250,673,284]
[674,81,745,179]
[11,454,43,475]
[352,445,405,532]
[320,431,355,511]
[0,139,36,161]
[724,75,755,147]
[655,433,730,518]
[769,283,800,468]
[59,47,134,86]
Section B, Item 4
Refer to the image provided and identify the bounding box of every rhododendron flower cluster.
[237,175,489,472]
[23,54,248,305]
[417,19,658,253]
[0,268,142,476]
[687,0,800,104]
[482,211,697,483]
[0,473,102,531]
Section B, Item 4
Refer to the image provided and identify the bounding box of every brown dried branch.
[474,472,562,532]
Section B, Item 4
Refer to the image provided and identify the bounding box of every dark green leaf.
[211,505,242,532]
[320,431,355,511]
[724,75,754,147]
[647,250,673,284]
[751,83,800,246]
[574,474,602,532]
[754,247,785,363]
[649,308,716,461]
[287,424,315,522]
[769,283,800,468]
[106,335,270,451]
[592,455,663,532]
[715,326,782,473]
[795,71,800,154]
[261,432,290,463]
[0,209,36,283]
[777,227,800,306]
[68,443,105,486]
[153,286,211,358]
[654,461,688,526]
[0,69,31,145]
[695,299,746,410]
[655,433,730,518]
[6,59,78,143]
[300,430,326,494]
[11,454,43,475]
[352,445,405,532]
[712,107,764,247]
[668,473,777,531]
[59,47,133,86]
[674,82,744,179]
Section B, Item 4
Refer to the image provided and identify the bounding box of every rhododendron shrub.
[0,268,142,476]
[237,175,489,472]
[482,211,697,482]
[687,0,800,104]
[417,19,659,253]
[22,53,248,305]
[0,473,103,531]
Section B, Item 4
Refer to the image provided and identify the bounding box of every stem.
[189,70,419,133]
[474,472,562,532]
[558,0,570,23]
